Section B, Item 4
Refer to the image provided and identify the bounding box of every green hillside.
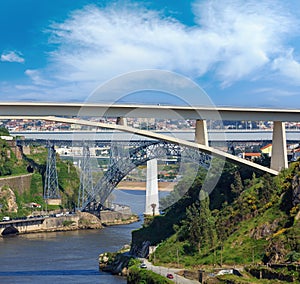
[0,141,80,218]
[21,145,80,211]
[131,160,300,277]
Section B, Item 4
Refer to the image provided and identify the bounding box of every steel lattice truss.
[77,144,94,209]
[81,141,211,211]
[44,144,60,199]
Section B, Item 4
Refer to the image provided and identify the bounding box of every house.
[243,152,261,161]
[260,143,272,157]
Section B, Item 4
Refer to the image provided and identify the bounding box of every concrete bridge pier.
[270,121,288,171]
[116,117,127,126]
[195,119,208,146]
[144,159,160,216]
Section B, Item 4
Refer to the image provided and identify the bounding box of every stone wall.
[0,174,32,195]
[0,213,102,236]
[100,210,138,225]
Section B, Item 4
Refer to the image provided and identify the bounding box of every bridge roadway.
[0,102,300,121]
[11,129,300,143]
[2,102,300,174]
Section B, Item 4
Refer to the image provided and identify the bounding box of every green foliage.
[0,144,80,216]
[146,160,300,267]
[63,220,75,226]
[176,190,216,253]
[286,251,300,262]
[160,164,206,209]
[127,265,172,284]
[231,171,244,196]
[0,127,9,136]
[132,176,202,248]
[128,258,140,267]
[56,159,80,209]
[0,139,27,176]
[24,146,80,210]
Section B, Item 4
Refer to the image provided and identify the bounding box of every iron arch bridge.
[80,141,212,211]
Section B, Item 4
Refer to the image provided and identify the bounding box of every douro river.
[0,189,157,284]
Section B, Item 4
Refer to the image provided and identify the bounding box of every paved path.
[142,259,199,284]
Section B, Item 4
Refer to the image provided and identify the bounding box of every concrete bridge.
[1,102,300,212]
[4,115,279,175]
[10,129,300,144]
[1,102,300,174]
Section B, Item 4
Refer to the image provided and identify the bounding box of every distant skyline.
[1,0,300,108]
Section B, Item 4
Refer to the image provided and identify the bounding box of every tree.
[231,171,244,196]
[0,127,9,136]
[177,189,216,254]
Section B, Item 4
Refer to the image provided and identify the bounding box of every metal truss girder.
[44,144,60,199]
[77,144,94,209]
[81,141,211,210]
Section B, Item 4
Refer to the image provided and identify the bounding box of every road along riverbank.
[0,210,139,237]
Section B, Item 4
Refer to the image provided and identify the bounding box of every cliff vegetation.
[131,160,300,281]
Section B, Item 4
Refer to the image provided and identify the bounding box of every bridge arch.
[1,225,19,236]
[3,115,279,175]
[81,141,212,211]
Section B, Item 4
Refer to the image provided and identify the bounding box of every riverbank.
[116,181,176,191]
[0,210,139,237]
[100,212,139,226]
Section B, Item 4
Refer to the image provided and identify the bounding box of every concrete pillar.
[116,117,127,126]
[270,121,288,171]
[195,119,208,146]
[145,159,160,216]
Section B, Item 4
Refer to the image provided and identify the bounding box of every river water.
[0,189,167,284]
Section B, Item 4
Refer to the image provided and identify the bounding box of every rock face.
[130,240,151,258]
[76,211,102,229]
[100,211,139,226]
[0,186,18,213]
[77,212,102,229]
[250,219,280,239]
[99,245,132,276]
[292,174,300,206]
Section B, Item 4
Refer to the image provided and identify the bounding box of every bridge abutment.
[271,121,288,171]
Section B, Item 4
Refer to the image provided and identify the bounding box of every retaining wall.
[0,174,32,195]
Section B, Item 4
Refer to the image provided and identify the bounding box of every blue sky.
[1,0,300,108]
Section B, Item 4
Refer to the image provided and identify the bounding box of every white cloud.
[193,0,295,86]
[25,69,52,86]
[44,0,296,90]
[272,49,300,84]
[6,0,298,102]
[1,50,24,63]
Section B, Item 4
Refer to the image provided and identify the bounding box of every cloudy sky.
[1,0,300,107]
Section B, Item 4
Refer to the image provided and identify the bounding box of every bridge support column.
[195,119,208,146]
[270,121,288,171]
[116,117,127,126]
[145,159,160,216]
